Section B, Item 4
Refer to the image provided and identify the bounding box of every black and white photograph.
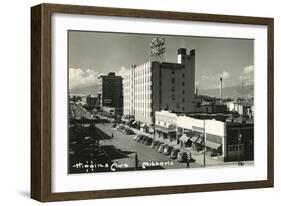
[68,31,254,174]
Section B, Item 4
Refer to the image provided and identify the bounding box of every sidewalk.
[127,125,254,168]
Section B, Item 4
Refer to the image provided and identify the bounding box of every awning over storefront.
[205,141,222,150]
[190,136,199,142]
[140,123,147,128]
[179,134,190,142]
[196,137,204,144]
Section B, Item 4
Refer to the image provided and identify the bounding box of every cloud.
[219,71,230,79]
[69,67,129,91]
[243,65,254,74]
[69,68,100,90]
[240,65,254,85]
[199,71,230,89]
[116,66,129,78]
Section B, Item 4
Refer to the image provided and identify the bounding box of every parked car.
[134,134,144,141]
[117,125,125,132]
[122,128,127,134]
[144,137,153,145]
[170,148,180,159]
[82,136,94,144]
[163,145,173,155]
[93,115,100,119]
[123,128,135,135]
[177,151,188,162]
[158,144,168,153]
[111,123,117,128]
[140,136,149,144]
[151,140,160,148]
[137,135,146,143]
[69,148,75,156]
[153,141,163,150]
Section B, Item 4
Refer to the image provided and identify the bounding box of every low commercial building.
[227,101,254,118]
[194,99,227,113]
[81,95,98,108]
[155,111,177,141]
[176,115,254,162]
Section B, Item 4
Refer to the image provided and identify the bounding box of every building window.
[171,77,175,83]
[171,70,175,74]
[176,103,180,109]
[172,95,175,100]
[206,107,209,112]
[171,86,175,92]
[182,107,185,111]
[182,90,185,94]
[182,98,185,103]
[182,73,185,78]
[182,82,185,86]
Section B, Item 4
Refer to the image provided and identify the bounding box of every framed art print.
[31,3,274,202]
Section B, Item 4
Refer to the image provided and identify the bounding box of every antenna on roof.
[242,76,244,100]
[219,77,223,101]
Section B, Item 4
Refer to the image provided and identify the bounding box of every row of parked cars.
[111,123,136,135]
[134,134,191,163]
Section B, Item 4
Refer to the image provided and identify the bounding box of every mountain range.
[198,84,254,99]
[70,83,254,99]
[70,85,99,96]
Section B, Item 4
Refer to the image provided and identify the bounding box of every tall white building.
[123,48,195,125]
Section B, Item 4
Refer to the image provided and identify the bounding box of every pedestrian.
[135,153,138,170]
[187,152,191,168]
[186,160,190,168]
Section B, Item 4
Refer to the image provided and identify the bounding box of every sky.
[68,30,254,95]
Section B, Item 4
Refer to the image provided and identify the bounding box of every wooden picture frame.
[31,3,274,202]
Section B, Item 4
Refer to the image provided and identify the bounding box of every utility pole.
[203,119,206,167]
[153,122,156,141]
[238,128,243,166]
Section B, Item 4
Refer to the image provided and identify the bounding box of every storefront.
[140,123,148,132]
[155,111,177,141]
[178,133,190,148]
[155,125,176,141]
[162,111,254,162]
[205,140,222,156]
[189,134,204,152]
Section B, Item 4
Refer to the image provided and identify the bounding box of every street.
[96,123,202,171]
[70,103,92,119]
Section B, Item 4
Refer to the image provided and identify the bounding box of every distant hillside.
[70,83,254,99]
[198,84,254,99]
[69,84,99,96]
